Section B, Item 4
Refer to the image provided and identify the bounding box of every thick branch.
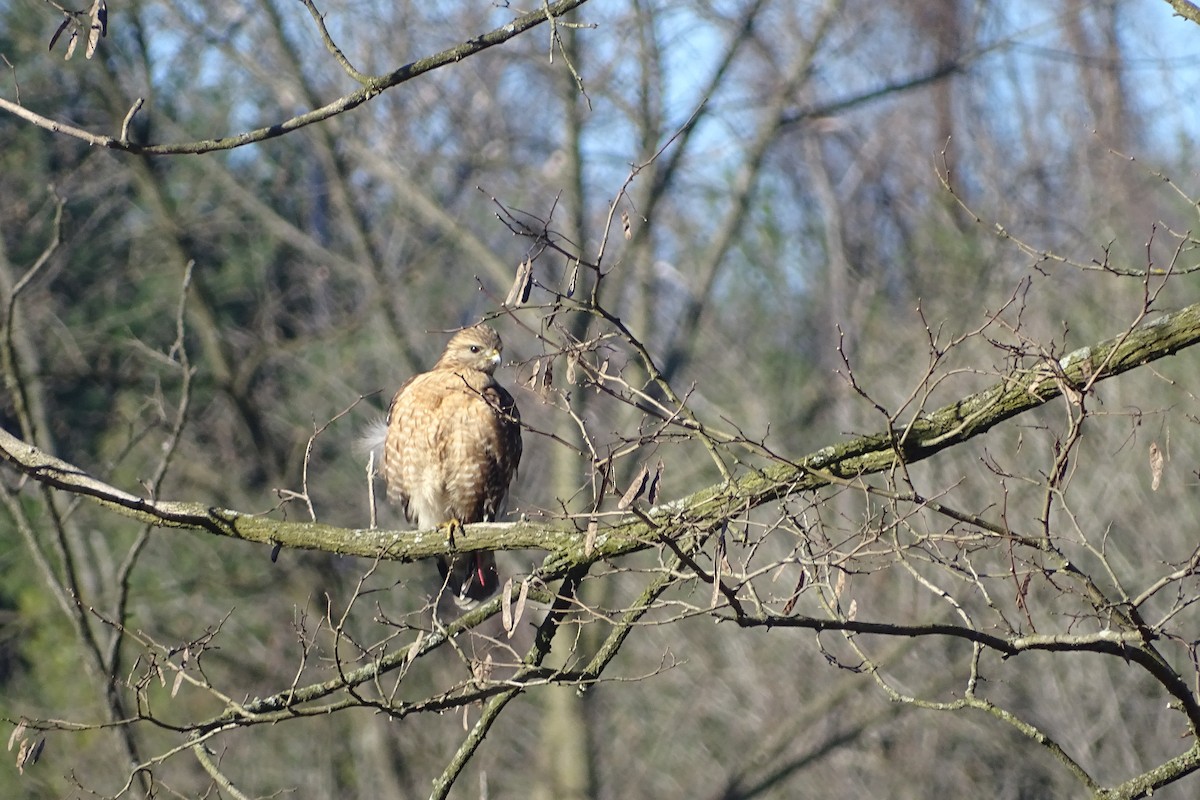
[2,303,1200,569]
[1162,0,1200,28]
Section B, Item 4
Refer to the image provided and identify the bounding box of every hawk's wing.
[479,382,522,521]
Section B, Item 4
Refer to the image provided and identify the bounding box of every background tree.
[3,1,1200,798]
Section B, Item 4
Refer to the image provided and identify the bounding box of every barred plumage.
[381,325,521,606]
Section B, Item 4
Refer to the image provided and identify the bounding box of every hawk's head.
[435,324,504,375]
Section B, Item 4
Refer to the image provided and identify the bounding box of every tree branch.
[3,302,1200,572]
[1162,0,1200,28]
[0,0,591,155]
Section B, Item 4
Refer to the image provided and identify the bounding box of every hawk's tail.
[355,416,389,467]
[438,552,500,608]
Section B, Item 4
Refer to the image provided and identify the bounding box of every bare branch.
[2,301,1199,571]
[2,0,593,155]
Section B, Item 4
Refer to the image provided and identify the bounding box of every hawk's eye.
[469,345,482,354]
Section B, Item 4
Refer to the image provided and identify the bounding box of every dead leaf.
[526,359,553,398]
[504,258,533,307]
[618,464,650,510]
[781,571,806,615]
[171,670,184,698]
[647,459,664,505]
[712,536,725,608]
[584,519,598,555]
[64,27,79,60]
[501,576,514,634]
[1062,381,1083,407]
[847,598,858,621]
[1026,363,1054,399]
[8,720,26,751]
[1150,441,1164,491]
[621,209,632,240]
[566,261,578,297]
[16,737,44,774]
[472,653,494,686]
[48,19,71,53]
[403,632,425,670]
[86,0,107,59]
[510,580,529,639]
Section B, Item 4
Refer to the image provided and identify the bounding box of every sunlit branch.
[3,301,1200,572]
[0,0,592,155]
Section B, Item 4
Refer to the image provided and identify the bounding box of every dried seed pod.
[505,258,533,307]
[1149,441,1164,491]
[618,463,650,510]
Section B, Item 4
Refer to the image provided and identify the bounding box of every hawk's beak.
[488,349,501,368]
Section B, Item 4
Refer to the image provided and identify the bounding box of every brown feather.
[380,325,521,606]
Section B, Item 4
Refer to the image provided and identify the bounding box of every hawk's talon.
[439,518,464,550]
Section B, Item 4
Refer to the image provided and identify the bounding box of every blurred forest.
[4,0,1200,797]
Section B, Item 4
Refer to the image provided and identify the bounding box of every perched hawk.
[381,325,522,607]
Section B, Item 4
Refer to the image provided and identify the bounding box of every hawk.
[380,324,522,607]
